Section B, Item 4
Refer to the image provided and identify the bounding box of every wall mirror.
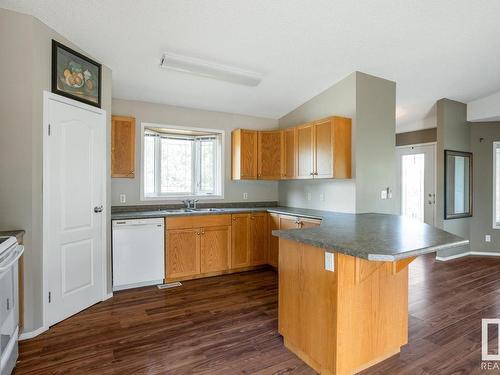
[444,150,472,219]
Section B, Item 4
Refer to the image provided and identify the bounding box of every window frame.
[140,122,224,201]
[493,141,500,228]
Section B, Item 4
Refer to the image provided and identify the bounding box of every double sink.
[158,207,227,214]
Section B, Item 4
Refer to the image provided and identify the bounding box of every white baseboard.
[436,251,500,261]
[103,292,113,300]
[19,325,47,341]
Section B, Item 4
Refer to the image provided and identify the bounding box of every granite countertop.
[0,230,25,243]
[272,212,468,261]
[111,206,467,261]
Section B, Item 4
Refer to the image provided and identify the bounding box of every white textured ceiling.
[2,0,500,129]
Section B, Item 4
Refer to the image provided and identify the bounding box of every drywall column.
[436,99,471,257]
[278,71,397,214]
[355,73,397,214]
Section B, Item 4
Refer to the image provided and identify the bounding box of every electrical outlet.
[325,252,335,272]
[319,193,325,201]
[381,190,388,200]
[119,194,126,203]
[485,235,491,242]
[306,192,312,201]
[243,192,248,200]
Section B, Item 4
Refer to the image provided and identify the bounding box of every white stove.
[0,237,23,375]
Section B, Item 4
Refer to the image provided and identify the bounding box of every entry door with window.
[396,144,436,225]
[44,93,106,327]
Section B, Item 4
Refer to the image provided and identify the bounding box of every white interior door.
[396,144,436,225]
[44,93,106,327]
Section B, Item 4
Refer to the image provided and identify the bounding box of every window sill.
[141,195,224,201]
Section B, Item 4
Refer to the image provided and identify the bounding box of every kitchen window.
[494,142,500,228]
[142,124,223,199]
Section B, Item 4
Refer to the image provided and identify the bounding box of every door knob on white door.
[94,205,103,213]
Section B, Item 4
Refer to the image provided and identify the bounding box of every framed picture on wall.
[51,40,101,108]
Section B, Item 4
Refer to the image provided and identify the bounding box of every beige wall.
[0,8,113,332]
[111,99,279,206]
[396,128,437,147]
[470,122,500,253]
[278,72,397,214]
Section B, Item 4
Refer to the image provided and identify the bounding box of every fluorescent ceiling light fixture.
[160,52,263,87]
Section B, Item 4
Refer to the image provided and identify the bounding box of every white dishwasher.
[112,218,165,291]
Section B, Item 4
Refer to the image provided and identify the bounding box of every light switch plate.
[381,190,388,199]
[306,192,312,201]
[485,235,491,242]
[325,252,335,272]
[243,192,248,200]
[319,193,325,201]
[119,194,126,203]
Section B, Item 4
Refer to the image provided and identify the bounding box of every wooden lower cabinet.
[268,213,280,268]
[250,213,268,265]
[166,228,200,279]
[200,225,231,273]
[231,214,251,268]
[166,212,320,281]
[231,212,269,268]
[269,214,321,270]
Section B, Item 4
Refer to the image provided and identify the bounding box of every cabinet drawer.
[166,214,231,230]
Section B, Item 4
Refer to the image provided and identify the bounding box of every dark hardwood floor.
[15,254,500,374]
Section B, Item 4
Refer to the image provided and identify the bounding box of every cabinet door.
[268,213,280,268]
[250,213,268,265]
[258,130,283,180]
[231,214,251,268]
[314,118,334,179]
[200,225,231,273]
[296,123,315,179]
[111,116,135,178]
[232,129,258,179]
[283,128,297,179]
[166,228,200,279]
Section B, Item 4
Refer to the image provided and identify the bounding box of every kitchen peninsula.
[272,212,468,375]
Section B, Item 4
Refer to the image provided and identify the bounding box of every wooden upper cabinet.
[258,130,283,179]
[231,115,351,181]
[283,128,297,179]
[296,123,315,179]
[249,212,268,265]
[296,116,352,180]
[331,116,352,179]
[313,116,352,179]
[231,214,251,268]
[111,116,136,178]
[314,118,334,178]
[232,129,258,180]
